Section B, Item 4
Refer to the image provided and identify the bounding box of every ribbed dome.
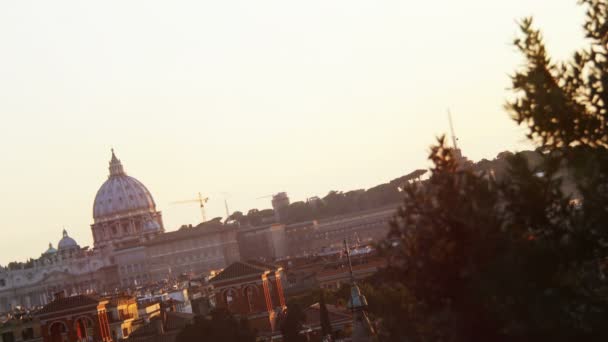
[93,150,157,222]
[58,229,79,250]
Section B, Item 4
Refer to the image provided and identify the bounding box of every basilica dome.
[43,243,57,255]
[58,229,79,250]
[93,150,157,222]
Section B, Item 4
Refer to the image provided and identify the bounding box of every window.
[224,289,236,309]
[22,327,34,340]
[245,286,256,312]
[49,322,67,342]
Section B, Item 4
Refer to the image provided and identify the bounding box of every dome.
[93,150,157,222]
[44,242,57,255]
[144,218,161,232]
[58,229,79,250]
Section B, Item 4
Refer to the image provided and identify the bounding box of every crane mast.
[170,192,209,223]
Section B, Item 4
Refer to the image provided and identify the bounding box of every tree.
[384,1,608,340]
[175,308,255,342]
[280,303,307,342]
[246,209,262,226]
[228,210,246,225]
[319,291,332,339]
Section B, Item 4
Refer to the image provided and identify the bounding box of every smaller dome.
[144,219,161,232]
[58,229,79,250]
[44,243,57,255]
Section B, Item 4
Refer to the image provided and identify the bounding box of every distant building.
[0,230,117,312]
[238,206,394,261]
[0,311,42,342]
[143,224,239,283]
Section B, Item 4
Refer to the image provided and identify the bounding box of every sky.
[0,0,587,265]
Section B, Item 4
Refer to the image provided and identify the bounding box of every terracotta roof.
[165,311,194,331]
[36,295,100,315]
[209,261,274,283]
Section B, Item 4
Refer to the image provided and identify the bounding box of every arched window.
[223,289,236,310]
[244,286,256,312]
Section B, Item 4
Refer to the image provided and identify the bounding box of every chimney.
[54,291,65,300]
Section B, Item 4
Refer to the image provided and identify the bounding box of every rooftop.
[209,260,277,283]
[144,223,236,247]
[35,295,101,316]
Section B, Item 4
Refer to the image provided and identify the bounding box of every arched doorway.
[49,321,68,342]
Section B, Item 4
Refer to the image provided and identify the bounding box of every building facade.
[35,293,113,342]
[209,261,286,334]
[238,206,394,261]
[0,312,42,342]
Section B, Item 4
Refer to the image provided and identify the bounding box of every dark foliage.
[381,1,608,340]
[280,303,307,342]
[319,291,332,337]
[175,308,255,342]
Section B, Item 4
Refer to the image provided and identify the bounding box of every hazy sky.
[0,1,586,264]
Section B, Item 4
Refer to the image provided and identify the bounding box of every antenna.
[224,199,230,219]
[343,239,355,283]
[220,192,231,220]
[447,109,459,150]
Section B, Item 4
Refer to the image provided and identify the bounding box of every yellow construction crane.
[171,192,209,223]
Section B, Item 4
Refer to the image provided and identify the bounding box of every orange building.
[35,293,112,342]
[105,295,138,341]
[209,261,286,334]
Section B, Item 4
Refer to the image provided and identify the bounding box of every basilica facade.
[0,151,240,312]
